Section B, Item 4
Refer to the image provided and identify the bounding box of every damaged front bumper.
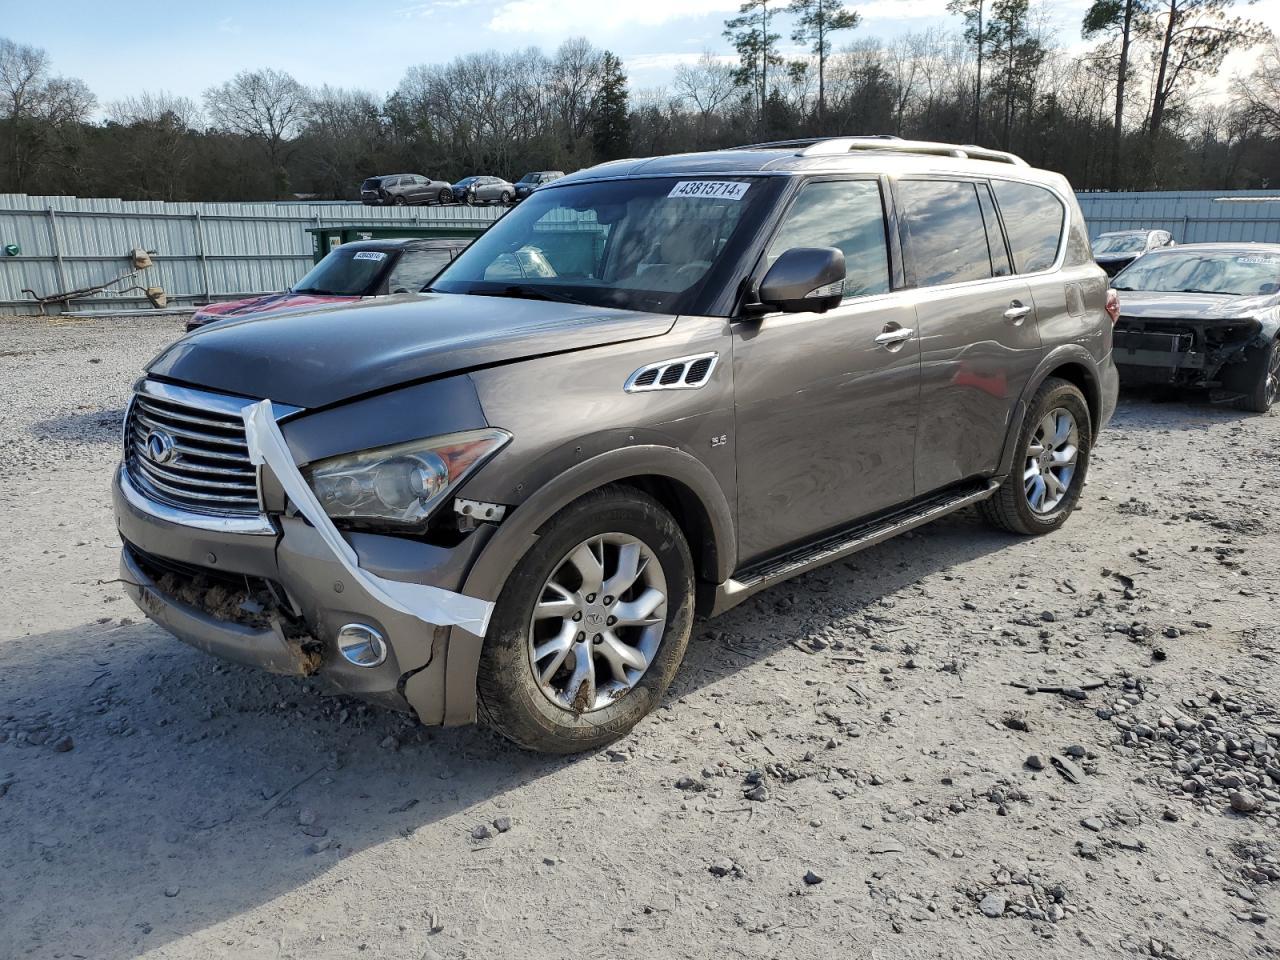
[1113,315,1263,388]
[113,464,494,721]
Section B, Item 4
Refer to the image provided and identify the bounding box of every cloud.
[486,0,740,33]
[625,52,735,74]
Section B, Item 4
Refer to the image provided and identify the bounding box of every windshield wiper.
[470,285,587,306]
[292,286,340,296]
[1179,288,1233,295]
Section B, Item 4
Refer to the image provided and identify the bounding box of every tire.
[392,195,407,206]
[500,191,513,205]
[477,486,695,754]
[437,188,451,205]
[980,377,1092,536]
[1228,337,1279,413]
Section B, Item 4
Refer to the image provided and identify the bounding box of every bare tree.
[0,37,95,191]
[1231,35,1280,140]
[106,91,201,200]
[204,68,308,196]
[673,53,737,144]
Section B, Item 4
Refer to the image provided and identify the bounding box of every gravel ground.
[0,314,1277,960]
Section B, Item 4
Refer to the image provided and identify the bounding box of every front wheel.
[477,487,694,754]
[1229,337,1279,413]
[437,188,451,205]
[980,377,1092,535]
[392,195,407,206]
[500,191,513,205]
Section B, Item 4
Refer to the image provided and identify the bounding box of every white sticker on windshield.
[668,180,750,201]
[1237,256,1280,264]
[352,251,387,261]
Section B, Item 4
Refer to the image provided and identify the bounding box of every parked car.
[114,137,1117,754]
[185,238,471,331]
[1091,229,1175,276]
[452,176,517,205]
[361,174,454,206]
[1111,242,1280,411]
[514,170,565,200]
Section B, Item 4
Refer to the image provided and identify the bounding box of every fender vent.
[625,352,719,393]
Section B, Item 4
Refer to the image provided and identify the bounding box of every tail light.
[1105,288,1121,325]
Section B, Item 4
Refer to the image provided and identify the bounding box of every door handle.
[874,326,915,346]
[1004,301,1032,323]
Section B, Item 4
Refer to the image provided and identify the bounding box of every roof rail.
[731,136,1027,166]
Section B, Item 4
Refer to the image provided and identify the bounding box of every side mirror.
[756,247,846,314]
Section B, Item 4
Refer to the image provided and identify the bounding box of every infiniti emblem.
[144,430,176,464]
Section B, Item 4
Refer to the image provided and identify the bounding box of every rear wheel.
[392,195,407,206]
[477,487,694,754]
[1229,337,1279,413]
[980,377,1092,535]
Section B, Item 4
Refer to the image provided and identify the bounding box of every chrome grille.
[125,384,259,516]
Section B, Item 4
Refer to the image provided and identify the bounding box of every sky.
[1,0,1273,109]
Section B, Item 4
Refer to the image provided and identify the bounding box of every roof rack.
[731,136,1027,167]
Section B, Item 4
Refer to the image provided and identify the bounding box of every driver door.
[732,178,921,564]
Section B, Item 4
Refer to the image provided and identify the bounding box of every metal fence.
[0,196,504,314]
[3,189,1279,314]
[1076,190,1280,244]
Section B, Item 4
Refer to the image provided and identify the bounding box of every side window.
[386,251,452,292]
[897,179,993,287]
[991,180,1065,273]
[976,184,1012,277]
[765,179,891,299]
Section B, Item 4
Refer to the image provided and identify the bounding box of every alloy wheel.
[528,533,667,713]
[1023,407,1079,514]
[1266,346,1280,408]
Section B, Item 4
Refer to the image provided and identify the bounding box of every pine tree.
[591,52,630,162]
[723,0,783,120]
[787,0,860,125]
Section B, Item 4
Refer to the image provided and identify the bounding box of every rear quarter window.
[992,180,1066,273]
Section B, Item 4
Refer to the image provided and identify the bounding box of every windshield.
[430,176,777,314]
[1093,234,1147,255]
[292,247,394,296]
[1113,250,1280,296]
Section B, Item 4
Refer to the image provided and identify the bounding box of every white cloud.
[855,0,953,20]
[625,51,734,74]
[487,0,740,33]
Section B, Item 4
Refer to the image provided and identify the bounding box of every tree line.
[1,0,1277,203]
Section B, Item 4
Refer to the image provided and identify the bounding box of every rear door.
[732,177,921,563]
[894,177,1043,496]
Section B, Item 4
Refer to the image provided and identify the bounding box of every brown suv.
[114,137,1118,753]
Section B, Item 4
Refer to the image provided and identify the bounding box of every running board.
[708,480,999,616]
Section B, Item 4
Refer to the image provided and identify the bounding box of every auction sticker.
[353,251,387,261]
[668,180,751,200]
[1237,256,1280,264]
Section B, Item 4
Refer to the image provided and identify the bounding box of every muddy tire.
[1228,337,1279,413]
[980,377,1092,536]
[477,486,694,754]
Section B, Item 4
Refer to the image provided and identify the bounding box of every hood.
[191,292,363,326]
[149,292,676,409]
[1116,289,1280,323]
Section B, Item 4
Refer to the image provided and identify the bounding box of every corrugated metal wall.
[3,190,1278,314]
[1076,190,1280,244]
[0,196,504,314]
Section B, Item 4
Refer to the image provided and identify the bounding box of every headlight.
[305,428,510,525]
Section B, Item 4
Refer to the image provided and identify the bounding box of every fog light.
[336,623,387,667]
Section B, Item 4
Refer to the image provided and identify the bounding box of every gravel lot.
[1,314,1278,960]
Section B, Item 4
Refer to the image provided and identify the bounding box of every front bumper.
[1113,316,1262,387]
[113,464,491,721]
